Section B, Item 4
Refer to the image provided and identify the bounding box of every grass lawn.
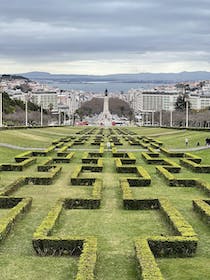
[0,126,210,279]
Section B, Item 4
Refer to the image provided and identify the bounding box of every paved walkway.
[1,142,210,153]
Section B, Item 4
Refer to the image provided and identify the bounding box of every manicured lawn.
[0,126,210,279]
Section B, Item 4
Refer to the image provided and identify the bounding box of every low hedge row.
[156,166,210,193]
[82,159,103,172]
[1,158,36,171]
[120,153,136,164]
[141,152,163,164]
[0,177,26,196]
[135,238,164,280]
[33,198,98,280]
[82,153,99,164]
[150,142,160,149]
[147,146,159,156]
[112,148,129,158]
[26,166,62,185]
[120,179,134,202]
[180,158,210,173]
[193,199,210,224]
[136,166,151,186]
[148,235,198,258]
[0,196,32,243]
[71,166,96,185]
[66,179,102,209]
[160,147,184,158]
[33,145,56,156]
[75,237,97,280]
[162,159,181,173]
[37,158,54,171]
[14,151,33,162]
[184,152,202,164]
[52,152,74,163]
[159,198,196,237]
[115,159,137,173]
[156,166,195,187]
[55,142,64,148]
[139,141,149,148]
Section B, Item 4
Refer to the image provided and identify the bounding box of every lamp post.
[0,89,2,128]
[184,96,189,128]
[58,110,61,126]
[152,110,155,126]
[40,104,43,127]
[170,110,173,127]
[25,95,28,127]
[68,95,71,125]
[159,110,162,127]
[170,103,173,128]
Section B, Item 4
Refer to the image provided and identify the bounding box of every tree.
[175,95,191,111]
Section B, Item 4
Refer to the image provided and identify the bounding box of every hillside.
[2,92,53,126]
[19,71,210,83]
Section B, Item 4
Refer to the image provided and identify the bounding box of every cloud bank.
[0,0,210,74]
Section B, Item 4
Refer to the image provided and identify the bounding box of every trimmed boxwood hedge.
[180,158,210,173]
[33,198,97,279]
[1,158,36,171]
[0,196,32,243]
[0,177,26,196]
[14,151,33,162]
[26,166,62,185]
[160,147,184,157]
[135,238,164,280]
[193,199,210,224]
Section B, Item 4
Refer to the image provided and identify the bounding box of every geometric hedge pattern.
[0,127,210,279]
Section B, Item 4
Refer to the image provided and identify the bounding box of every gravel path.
[1,142,210,152]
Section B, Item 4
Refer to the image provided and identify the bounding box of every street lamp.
[184,96,189,128]
[0,89,2,128]
[159,110,162,127]
[152,110,155,126]
[40,104,43,127]
[169,103,173,128]
[25,95,28,127]
[68,95,71,125]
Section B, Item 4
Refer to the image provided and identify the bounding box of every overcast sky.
[0,0,210,74]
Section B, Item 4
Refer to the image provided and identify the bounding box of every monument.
[98,89,113,126]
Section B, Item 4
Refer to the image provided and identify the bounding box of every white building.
[31,91,58,111]
[128,89,179,113]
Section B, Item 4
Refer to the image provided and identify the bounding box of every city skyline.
[0,0,210,74]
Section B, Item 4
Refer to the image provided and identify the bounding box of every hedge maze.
[1,127,210,279]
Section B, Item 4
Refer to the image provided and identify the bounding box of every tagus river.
[42,81,167,93]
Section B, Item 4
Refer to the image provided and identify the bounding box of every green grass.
[1,126,210,279]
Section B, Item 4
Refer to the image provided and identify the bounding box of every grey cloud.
[0,0,210,69]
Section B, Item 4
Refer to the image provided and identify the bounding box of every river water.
[43,80,169,93]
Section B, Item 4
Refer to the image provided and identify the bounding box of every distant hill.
[0,74,30,81]
[17,71,210,83]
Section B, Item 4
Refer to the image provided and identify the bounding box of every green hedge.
[141,152,163,164]
[184,152,202,164]
[14,151,33,162]
[53,152,74,163]
[0,177,26,196]
[0,197,32,243]
[135,238,164,280]
[26,166,62,185]
[75,237,97,280]
[148,236,198,257]
[193,199,210,224]
[180,158,210,173]
[1,158,36,171]
[33,145,56,156]
[160,147,184,158]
